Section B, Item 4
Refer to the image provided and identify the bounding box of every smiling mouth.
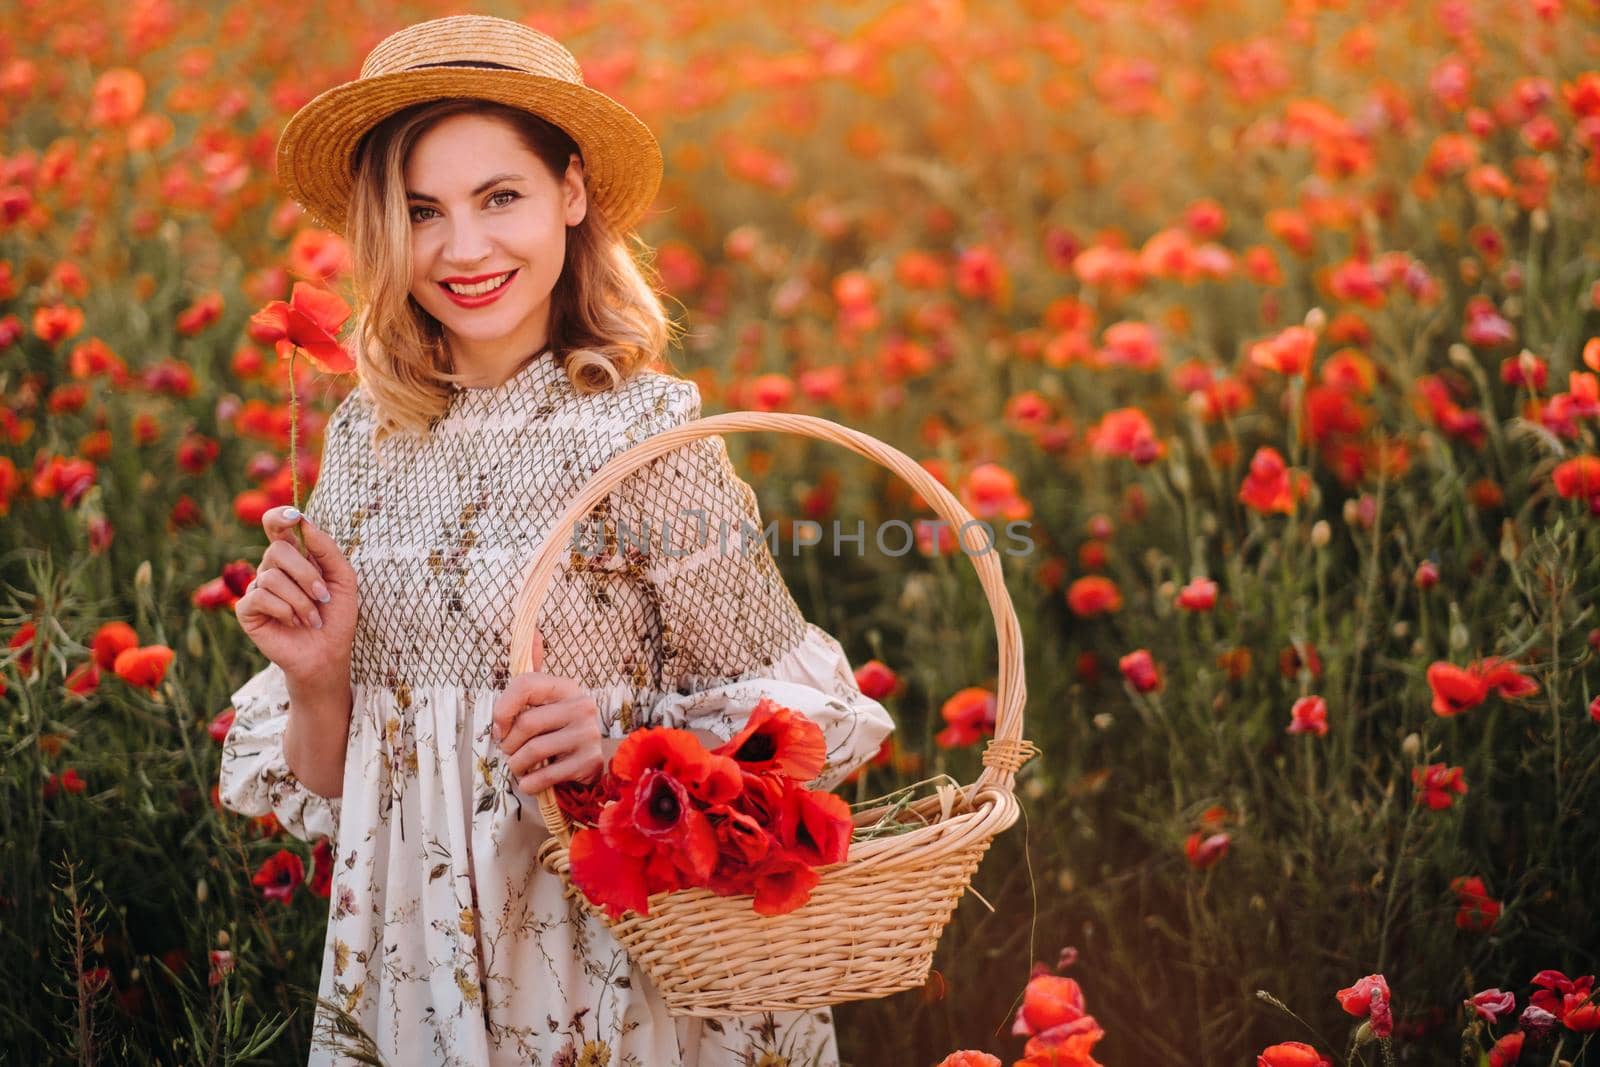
[439,270,516,297]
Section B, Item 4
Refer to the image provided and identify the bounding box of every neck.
[445,335,551,390]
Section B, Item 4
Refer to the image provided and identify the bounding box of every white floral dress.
[218,352,895,1067]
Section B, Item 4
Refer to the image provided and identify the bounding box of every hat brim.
[275,67,663,236]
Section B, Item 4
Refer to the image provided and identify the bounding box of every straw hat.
[275,15,662,236]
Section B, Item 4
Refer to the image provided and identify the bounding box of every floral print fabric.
[218,352,895,1066]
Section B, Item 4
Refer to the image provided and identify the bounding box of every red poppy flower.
[191,577,238,611]
[1004,979,1107,1067]
[1067,575,1123,616]
[854,660,899,700]
[1426,662,1489,716]
[568,828,653,920]
[1531,971,1595,1026]
[207,708,235,744]
[1552,456,1600,505]
[932,686,997,749]
[1563,992,1600,1031]
[1467,988,1516,1025]
[90,621,138,672]
[749,851,822,916]
[220,560,257,598]
[775,785,852,867]
[1238,447,1311,515]
[1450,875,1501,933]
[1176,577,1218,612]
[308,838,334,899]
[1336,973,1393,1037]
[934,1053,1001,1067]
[1249,325,1317,376]
[7,622,41,676]
[113,644,174,690]
[1119,650,1163,694]
[1184,831,1230,869]
[1475,657,1540,699]
[43,768,87,798]
[599,770,718,882]
[1287,695,1328,736]
[64,661,100,698]
[251,848,304,904]
[207,949,234,988]
[713,698,826,782]
[246,282,354,374]
[1257,1043,1332,1067]
[1012,974,1098,1039]
[1488,1031,1524,1066]
[1019,1023,1106,1066]
[705,803,773,893]
[1086,407,1165,464]
[611,727,741,805]
[1412,763,1468,809]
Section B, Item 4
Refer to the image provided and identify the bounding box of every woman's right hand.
[234,505,359,683]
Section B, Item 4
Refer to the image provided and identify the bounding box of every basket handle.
[508,410,1031,846]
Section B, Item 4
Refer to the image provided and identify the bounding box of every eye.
[489,189,519,208]
[409,204,436,223]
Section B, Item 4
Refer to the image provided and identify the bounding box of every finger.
[491,673,583,738]
[262,504,305,544]
[496,694,592,755]
[506,722,591,777]
[263,540,332,605]
[529,627,544,673]
[516,752,599,797]
[295,515,353,581]
[254,567,322,629]
[237,586,303,629]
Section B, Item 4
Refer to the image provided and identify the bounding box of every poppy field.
[4,0,1600,1064]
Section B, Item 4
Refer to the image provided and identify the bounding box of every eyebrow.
[405,173,526,203]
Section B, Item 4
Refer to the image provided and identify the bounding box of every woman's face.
[404,112,586,375]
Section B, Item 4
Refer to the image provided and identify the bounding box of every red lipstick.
[437,268,518,308]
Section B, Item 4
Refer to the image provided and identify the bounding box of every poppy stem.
[288,348,307,555]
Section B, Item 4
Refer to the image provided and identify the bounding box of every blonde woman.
[219,15,893,1066]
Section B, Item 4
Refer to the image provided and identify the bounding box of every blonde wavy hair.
[344,97,680,448]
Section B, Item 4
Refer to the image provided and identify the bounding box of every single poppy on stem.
[247,282,353,551]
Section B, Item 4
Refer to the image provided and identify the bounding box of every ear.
[563,153,587,227]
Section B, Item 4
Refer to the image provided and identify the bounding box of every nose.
[441,212,495,269]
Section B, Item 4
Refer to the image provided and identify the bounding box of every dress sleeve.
[599,377,895,792]
[217,659,342,842]
[216,387,358,843]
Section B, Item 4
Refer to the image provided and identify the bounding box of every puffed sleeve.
[216,387,359,842]
[218,659,342,842]
[598,376,895,792]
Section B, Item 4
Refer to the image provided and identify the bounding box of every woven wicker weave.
[510,410,1034,1018]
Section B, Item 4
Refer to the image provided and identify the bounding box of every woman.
[218,15,894,1066]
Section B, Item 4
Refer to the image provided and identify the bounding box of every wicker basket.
[508,410,1036,1018]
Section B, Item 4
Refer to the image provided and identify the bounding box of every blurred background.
[3,0,1600,1063]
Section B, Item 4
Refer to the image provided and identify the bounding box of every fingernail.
[314,582,331,603]
[282,506,301,521]
[310,610,323,629]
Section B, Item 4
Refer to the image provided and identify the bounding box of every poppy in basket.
[565,707,855,921]
[712,697,827,780]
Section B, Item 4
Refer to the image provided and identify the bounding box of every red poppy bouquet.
[558,698,854,920]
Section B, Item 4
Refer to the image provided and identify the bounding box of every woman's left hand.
[491,628,605,796]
